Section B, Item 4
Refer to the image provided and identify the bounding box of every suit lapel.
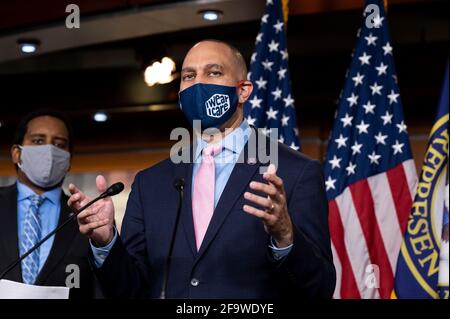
[0,184,22,282]
[35,194,78,285]
[195,128,264,261]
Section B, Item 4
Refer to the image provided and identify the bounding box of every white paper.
[0,279,70,299]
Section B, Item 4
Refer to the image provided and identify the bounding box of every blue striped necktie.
[20,195,44,284]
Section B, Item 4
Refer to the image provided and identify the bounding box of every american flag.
[324,0,418,299]
[245,0,300,150]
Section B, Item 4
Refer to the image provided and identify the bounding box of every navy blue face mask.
[178,83,240,129]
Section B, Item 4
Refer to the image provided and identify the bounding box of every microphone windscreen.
[173,178,185,191]
[106,182,125,196]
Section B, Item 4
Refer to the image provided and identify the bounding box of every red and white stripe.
[329,160,417,299]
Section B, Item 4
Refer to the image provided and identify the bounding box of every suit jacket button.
[190,278,199,287]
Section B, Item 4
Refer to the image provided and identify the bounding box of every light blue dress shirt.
[92,120,292,267]
[192,119,252,208]
[17,181,61,272]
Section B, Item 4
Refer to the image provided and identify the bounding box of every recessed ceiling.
[0,0,265,63]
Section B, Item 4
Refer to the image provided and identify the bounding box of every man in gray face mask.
[0,109,101,299]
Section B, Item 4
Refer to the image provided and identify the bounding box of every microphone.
[160,177,185,299]
[174,178,185,192]
[99,182,125,199]
[0,182,125,281]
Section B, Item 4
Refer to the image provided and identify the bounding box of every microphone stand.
[160,178,185,299]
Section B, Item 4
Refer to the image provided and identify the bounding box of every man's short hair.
[13,109,74,153]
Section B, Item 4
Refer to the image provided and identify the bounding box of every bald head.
[179,40,254,129]
[198,40,248,80]
[180,40,248,91]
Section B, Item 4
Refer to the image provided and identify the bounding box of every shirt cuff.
[90,228,118,268]
[268,237,293,261]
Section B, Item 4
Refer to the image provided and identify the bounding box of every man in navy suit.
[68,40,336,299]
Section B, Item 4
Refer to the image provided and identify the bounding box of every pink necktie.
[192,144,222,251]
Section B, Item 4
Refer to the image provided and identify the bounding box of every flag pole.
[282,0,289,23]
[384,0,388,12]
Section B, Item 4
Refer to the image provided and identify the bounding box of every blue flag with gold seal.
[394,62,449,299]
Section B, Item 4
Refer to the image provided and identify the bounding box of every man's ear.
[238,80,254,104]
[11,145,21,165]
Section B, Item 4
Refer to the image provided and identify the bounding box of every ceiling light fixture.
[17,39,40,54]
[199,9,222,21]
[144,57,176,87]
[93,111,108,122]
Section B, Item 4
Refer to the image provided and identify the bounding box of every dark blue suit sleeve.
[93,172,152,298]
[276,160,336,298]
